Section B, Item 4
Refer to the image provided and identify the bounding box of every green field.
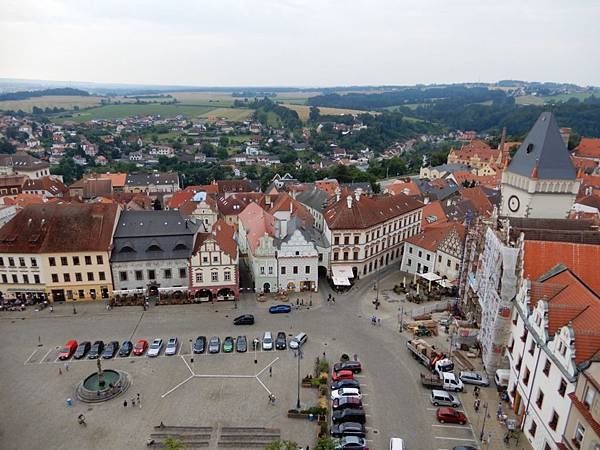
[56,103,217,122]
[516,92,598,105]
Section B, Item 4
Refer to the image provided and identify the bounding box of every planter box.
[287,412,308,419]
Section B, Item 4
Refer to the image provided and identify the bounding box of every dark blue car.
[269,304,292,314]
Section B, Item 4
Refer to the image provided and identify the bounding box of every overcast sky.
[1,0,599,87]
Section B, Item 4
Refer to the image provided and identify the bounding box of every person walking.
[58,367,62,375]
[474,398,481,412]
[131,398,135,407]
[123,399,128,408]
[64,362,69,372]
[269,366,272,377]
[377,317,382,326]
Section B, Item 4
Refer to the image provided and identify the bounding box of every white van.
[262,331,273,351]
[440,372,464,392]
[430,389,461,407]
[289,332,307,349]
[495,369,510,389]
[389,437,405,450]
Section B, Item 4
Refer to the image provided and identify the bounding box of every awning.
[332,266,354,279]
[436,279,454,288]
[158,287,188,293]
[332,276,351,286]
[7,288,47,292]
[112,288,144,295]
[418,272,442,282]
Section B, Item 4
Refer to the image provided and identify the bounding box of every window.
[354,236,359,245]
[528,420,537,437]
[418,250,422,258]
[523,367,530,386]
[75,273,82,282]
[224,271,231,281]
[87,272,94,281]
[148,270,156,280]
[213,255,219,263]
[211,272,218,282]
[135,270,143,281]
[12,274,18,283]
[438,255,442,263]
[549,411,559,431]
[508,338,515,354]
[96,255,103,265]
[344,236,349,245]
[60,257,68,266]
[584,386,596,408]
[19,257,25,267]
[78,290,84,299]
[99,272,106,281]
[202,256,208,263]
[268,266,273,275]
[51,274,59,283]
[521,329,529,343]
[8,257,15,266]
[1,274,6,283]
[559,379,567,397]
[446,259,451,267]
[334,236,339,245]
[195,273,203,283]
[455,263,459,271]
[260,266,265,275]
[23,274,29,284]
[333,252,339,261]
[343,252,349,261]
[63,273,71,283]
[293,266,298,274]
[353,251,359,260]
[574,423,585,448]
[34,274,40,284]
[179,268,187,278]
[85,256,92,265]
[281,267,286,275]
[536,390,544,409]
[164,269,172,279]
[305,265,311,274]
[119,271,128,282]
[529,340,535,355]
[426,254,430,261]
[407,258,412,266]
[73,256,80,266]
[90,289,96,299]
[0,257,3,266]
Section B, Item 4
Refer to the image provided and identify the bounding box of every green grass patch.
[56,104,216,122]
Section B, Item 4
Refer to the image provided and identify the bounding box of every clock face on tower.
[508,195,520,213]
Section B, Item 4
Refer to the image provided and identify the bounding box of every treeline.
[0,87,90,101]
[307,86,505,110]
[249,98,302,130]
[403,96,600,136]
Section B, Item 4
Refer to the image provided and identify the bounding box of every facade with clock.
[500,112,580,219]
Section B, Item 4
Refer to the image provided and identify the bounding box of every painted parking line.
[434,436,477,442]
[427,407,465,412]
[255,357,280,377]
[161,375,195,398]
[432,424,471,430]
[181,355,194,376]
[24,349,38,365]
[39,348,53,364]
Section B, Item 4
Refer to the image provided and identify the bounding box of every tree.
[315,436,336,450]
[264,440,300,450]
[217,147,229,160]
[164,437,185,450]
[0,139,16,154]
[185,137,194,145]
[309,106,321,123]
[50,157,83,184]
[200,142,215,157]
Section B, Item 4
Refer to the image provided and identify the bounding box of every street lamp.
[479,401,489,442]
[296,348,303,409]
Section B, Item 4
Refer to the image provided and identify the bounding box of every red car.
[133,339,149,356]
[58,340,78,360]
[436,407,467,425]
[332,370,354,382]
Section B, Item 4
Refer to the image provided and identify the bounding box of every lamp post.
[479,401,489,442]
[296,348,303,409]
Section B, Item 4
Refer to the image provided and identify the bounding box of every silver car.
[165,337,178,356]
[459,371,489,386]
[147,338,163,357]
[208,336,220,354]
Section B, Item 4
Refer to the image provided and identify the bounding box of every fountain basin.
[76,369,130,403]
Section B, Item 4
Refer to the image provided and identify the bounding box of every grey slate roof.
[296,187,330,213]
[111,210,199,262]
[414,179,460,201]
[507,112,576,180]
[429,163,470,173]
[125,172,179,187]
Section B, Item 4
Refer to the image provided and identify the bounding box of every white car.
[165,337,178,356]
[262,331,273,351]
[289,332,307,349]
[330,387,362,401]
[147,338,163,357]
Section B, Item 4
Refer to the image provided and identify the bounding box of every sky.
[1,0,599,87]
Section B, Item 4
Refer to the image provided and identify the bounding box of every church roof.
[507,112,577,180]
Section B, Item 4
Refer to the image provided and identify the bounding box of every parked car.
[269,304,292,314]
[223,336,234,353]
[236,336,247,353]
[262,331,273,351]
[332,408,366,424]
[332,370,354,382]
[451,447,478,450]
[436,407,467,425]
[331,379,361,391]
[73,341,91,359]
[193,336,207,354]
[330,421,366,438]
[118,341,133,357]
[88,340,104,359]
[430,390,461,407]
[102,341,119,359]
[333,396,363,411]
[289,332,307,349]
[459,371,489,387]
[58,340,78,360]
[233,314,254,325]
[147,338,163,357]
[165,337,178,356]
[331,387,362,401]
[133,339,148,356]
[275,331,287,350]
[334,361,362,373]
[333,436,368,449]
[208,336,220,353]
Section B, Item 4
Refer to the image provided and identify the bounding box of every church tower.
[500,112,580,218]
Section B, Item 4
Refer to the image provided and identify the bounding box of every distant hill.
[0,87,90,101]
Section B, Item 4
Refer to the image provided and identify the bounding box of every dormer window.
[120,245,135,253]
[173,243,188,251]
[147,244,162,252]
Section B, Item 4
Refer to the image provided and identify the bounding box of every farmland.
[0,95,105,112]
[282,103,372,121]
[56,103,216,122]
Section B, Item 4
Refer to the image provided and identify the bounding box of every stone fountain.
[75,358,130,403]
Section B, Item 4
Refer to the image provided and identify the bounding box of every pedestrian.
[474,386,480,398]
[64,362,69,372]
[269,366,272,377]
[137,393,141,408]
[73,306,77,315]
[474,398,480,412]
[378,317,382,326]
[322,351,326,359]
[353,354,357,361]
[268,394,273,404]
[50,305,53,312]
[497,402,503,420]
[58,367,62,375]
[332,297,335,304]
[131,398,135,407]
[123,399,128,408]
[271,395,276,405]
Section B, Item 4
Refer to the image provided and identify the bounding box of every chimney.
[346,195,352,209]
[354,188,362,202]
[560,128,571,147]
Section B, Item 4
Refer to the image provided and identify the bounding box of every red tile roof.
[315,179,340,196]
[524,240,600,294]
[193,218,237,259]
[449,140,501,163]
[324,193,423,230]
[167,190,195,210]
[405,222,464,252]
[421,201,448,229]
[575,138,600,159]
[568,392,600,437]
[268,193,314,227]
[572,156,598,173]
[459,187,493,216]
[217,192,265,216]
[238,202,276,253]
[386,181,421,197]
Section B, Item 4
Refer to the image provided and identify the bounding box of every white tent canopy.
[418,272,442,282]
[332,266,355,279]
[332,276,351,286]
[437,279,454,288]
